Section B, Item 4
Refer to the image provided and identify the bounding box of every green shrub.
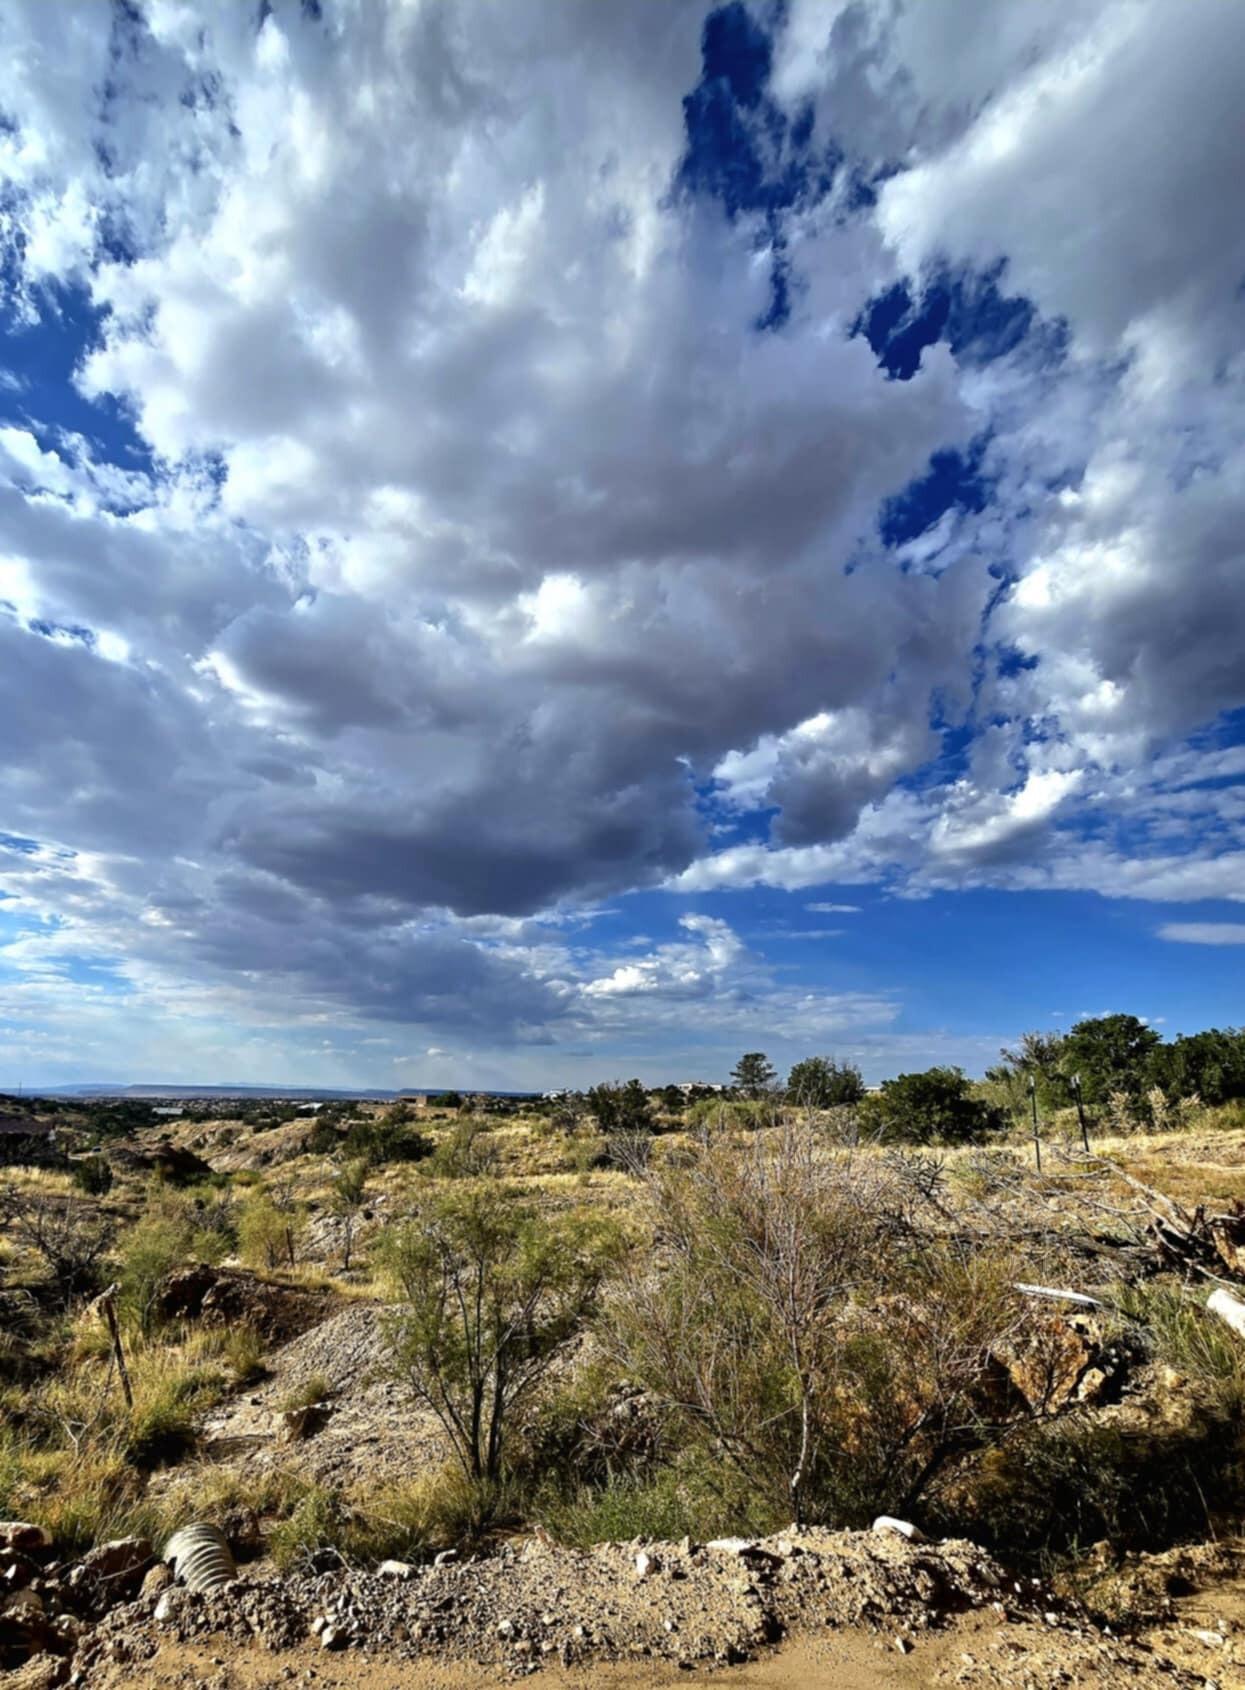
[787,1057,865,1108]
[341,1117,431,1168]
[71,1156,113,1196]
[376,1188,622,1483]
[537,1459,763,1548]
[425,1119,496,1179]
[237,1185,306,1270]
[684,1096,779,1132]
[118,1200,230,1330]
[860,1067,1004,1145]
[614,1126,1025,1527]
[586,1081,654,1135]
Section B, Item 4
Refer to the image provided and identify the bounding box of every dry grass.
[5,1097,1245,1573]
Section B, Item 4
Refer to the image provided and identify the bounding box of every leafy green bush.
[1145,1027,1245,1108]
[786,1056,865,1108]
[118,1195,232,1329]
[377,1187,622,1482]
[71,1156,113,1196]
[586,1081,654,1135]
[425,1119,496,1179]
[341,1116,431,1168]
[860,1067,1004,1144]
[237,1185,306,1270]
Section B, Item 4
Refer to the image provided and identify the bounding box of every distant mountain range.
[4,1083,539,1101]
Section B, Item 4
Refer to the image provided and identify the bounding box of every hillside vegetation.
[3,1019,1245,1679]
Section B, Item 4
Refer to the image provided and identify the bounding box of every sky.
[0,0,1243,1092]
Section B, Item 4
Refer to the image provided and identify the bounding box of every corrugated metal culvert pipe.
[162,1523,237,1591]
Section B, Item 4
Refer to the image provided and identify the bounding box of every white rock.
[154,1591,180,1625]
[1191,1629,1224,1649]
[871,1517,928,1543]
[378,1559,415,1580]
[706,1537,757,1555]
[635,1550,660,1578]
[433,1549,458,1567]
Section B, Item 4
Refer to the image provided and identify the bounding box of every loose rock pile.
[7,1519,1232,1688]
[0,1523,154,1674]
[61,1525,1063,1680]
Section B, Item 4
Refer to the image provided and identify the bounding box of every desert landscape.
[3,1,1245,1685]
[4,1029,1245,1688]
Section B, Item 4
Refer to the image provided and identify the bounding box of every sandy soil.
[68,1601,1245,1690]
[70,1626,987,1689]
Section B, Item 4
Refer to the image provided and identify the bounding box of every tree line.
[570,1014,1245,1148]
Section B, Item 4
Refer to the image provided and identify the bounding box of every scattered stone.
[0,1527,51,1556]
[279,1403,325,1444]
[872,1517,928,1543]
[139,1565,172,1600]
[47,1522,1219,1689]
[153,1591,183,1626]
[377,1560,415,1581]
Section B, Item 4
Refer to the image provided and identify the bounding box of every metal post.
[1071,1073,1090,1154]
[1029,1075,1042,1173]
[97,1282,133,1409]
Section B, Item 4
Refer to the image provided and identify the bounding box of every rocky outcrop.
[151,1265,334,1343]
[102,1139,212,1184]
[998,1312,1135,1413]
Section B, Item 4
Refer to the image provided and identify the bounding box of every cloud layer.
[1,0,1242,1081]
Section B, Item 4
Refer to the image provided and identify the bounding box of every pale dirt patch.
[188,1302,447,1491]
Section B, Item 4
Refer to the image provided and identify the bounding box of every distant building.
[396,1093,428,1108]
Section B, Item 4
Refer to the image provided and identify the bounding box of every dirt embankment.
[46,1524,1245,1690]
